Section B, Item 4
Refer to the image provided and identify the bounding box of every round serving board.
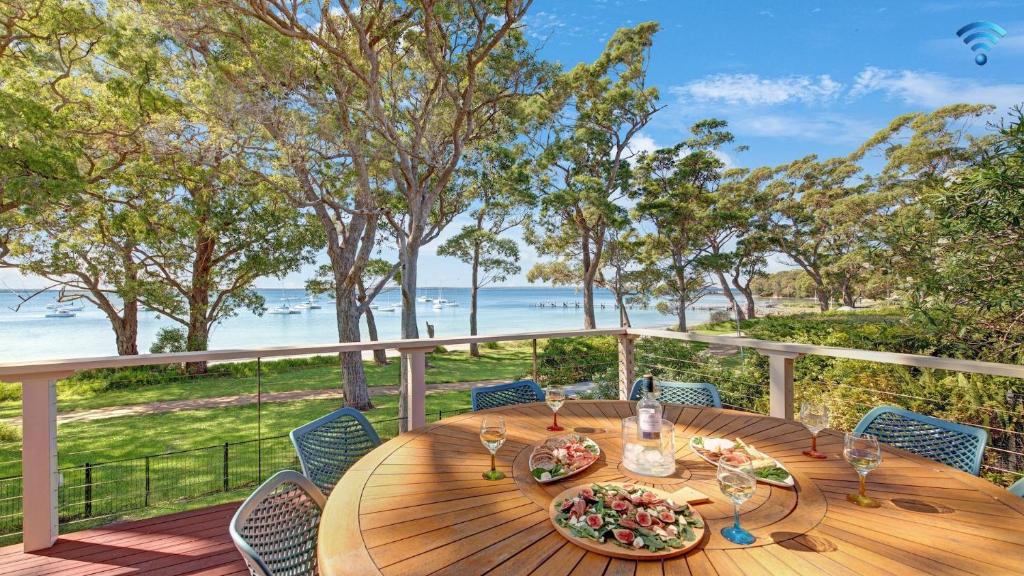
[529,434,602,484]
[547,483,707,560]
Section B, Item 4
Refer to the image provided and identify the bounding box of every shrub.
[539,336,617,387]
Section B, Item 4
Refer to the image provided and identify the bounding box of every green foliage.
[0,422,20,443]
[750,270,817,299]
[150,327,186,354]
[539,337,618,387]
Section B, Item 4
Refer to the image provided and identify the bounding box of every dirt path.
[5,380,503,426]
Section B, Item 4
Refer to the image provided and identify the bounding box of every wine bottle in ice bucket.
[637,374,662,441]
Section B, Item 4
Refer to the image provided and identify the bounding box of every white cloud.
[850,66,1024,109]
[672,74,843,106]
[738,113,877,142]
[623,133,660,159]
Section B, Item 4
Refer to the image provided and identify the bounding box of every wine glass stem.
[490,453,496,473]
[552,412,558,428]
[810,433,818,452]
[733,503,741,530]
[858,472,867,497]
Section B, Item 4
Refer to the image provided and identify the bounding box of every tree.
[2,0,169,354]
[437,144,533,355]
[595,229,658,327]
[530,23,661,329]
[131,116,319,373]
[631,142,713,331]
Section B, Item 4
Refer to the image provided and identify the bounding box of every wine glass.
[800,401,829,459]
[546,385,566,432]
[480,415,507,480]
[844,432,882,507]
[717,453,757,545]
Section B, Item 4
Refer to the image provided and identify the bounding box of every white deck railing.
[2,326,1022,551]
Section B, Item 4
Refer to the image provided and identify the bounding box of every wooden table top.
[318,401,1024,576]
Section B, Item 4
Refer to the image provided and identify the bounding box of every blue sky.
[3,1,1023,290]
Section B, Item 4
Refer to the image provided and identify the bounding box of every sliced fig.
[580,487,596,501]
[610,500,630,512]
[560,498,574,512]
[636,510,653,527]
[586,514,603,529]
[612,528,635,544]
[658,510,676,523]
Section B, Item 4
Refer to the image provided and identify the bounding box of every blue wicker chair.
[290,407,381,495]
[471,379,545,411]
[628,378,722,408]
[230,470,326,576]
[852,406,988,476]
[1008,477,1024,498]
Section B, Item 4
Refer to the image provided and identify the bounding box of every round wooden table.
[318,401,1024,576]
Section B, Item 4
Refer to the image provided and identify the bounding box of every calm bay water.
[0,287,744,361]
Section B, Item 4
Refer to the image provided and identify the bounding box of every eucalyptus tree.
[529,22,661,329]
[1,0,170,353]
[595,229,658,328]
[437,143,533,356]
[131,116,320,373]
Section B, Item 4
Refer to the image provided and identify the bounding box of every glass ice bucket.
[621,416,676,477]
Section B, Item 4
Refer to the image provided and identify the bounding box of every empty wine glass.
[480,415,507,480]
[717,453,757,545]
[546,385,566,431]
[800,401,830,459]
[844,432,882,507]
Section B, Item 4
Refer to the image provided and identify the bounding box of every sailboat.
[45,309,75,318]
[267,301,301,315]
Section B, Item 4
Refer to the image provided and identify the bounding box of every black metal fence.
[0,408,471,546]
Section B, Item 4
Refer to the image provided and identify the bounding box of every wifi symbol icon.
[956,21,1007,66]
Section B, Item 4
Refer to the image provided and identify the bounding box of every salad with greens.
[553,483,703,553]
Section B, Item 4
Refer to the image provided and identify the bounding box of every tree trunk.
[714,269,745,321]
[676,300,688,332]
[469,243,480,357]
[616,292,630,327]
[364,307,388,365]
[398,242,421,432]
[184,230,215,375]
[732,279,757,320]
[337,292,372,409]
[814,286,831,311]
[841,279,856,308]
[108,299,139,356]
[580,235,597,329]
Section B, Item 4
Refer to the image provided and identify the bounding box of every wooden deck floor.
[0,503,247,575]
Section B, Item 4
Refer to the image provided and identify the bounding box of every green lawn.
[0,345,532,419]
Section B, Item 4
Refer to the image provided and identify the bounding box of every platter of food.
[689,436,795,488]
[548,483,706,559]
[529,434,601,483]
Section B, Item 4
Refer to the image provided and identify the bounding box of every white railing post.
[402,347,432,431]
[762,352,800,420]
[617,334,637,401]
[21,371,71,552]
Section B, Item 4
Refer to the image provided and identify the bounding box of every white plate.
[689,436,795,488]
[529,435,601,484]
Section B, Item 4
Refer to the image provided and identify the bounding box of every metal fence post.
[21,371,71,552]
[222,442,230,492]
[617,334,637,400]
[144,456,151,507]
[531,339,539,382]
[83,463,92,518]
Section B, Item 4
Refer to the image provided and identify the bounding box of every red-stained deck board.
[0,502,247,575]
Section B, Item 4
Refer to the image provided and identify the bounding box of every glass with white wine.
[800,401,830,459]
[844,432,882,507]
[480,415,507,480]
[717,453,757,545]
[546,385,566,431]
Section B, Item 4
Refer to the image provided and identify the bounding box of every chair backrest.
[1009,477,1024,498]
[230,470,326,576]
[290,407,381,495]
[628,378,722,408]
[471,379,545,411]
[852,406,988,476]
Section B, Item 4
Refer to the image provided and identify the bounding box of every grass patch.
[0,345,531,419]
